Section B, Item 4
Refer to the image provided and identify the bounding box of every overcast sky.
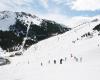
[0,0,100,25]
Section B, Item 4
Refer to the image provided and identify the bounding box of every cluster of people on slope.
[40,54,83,66]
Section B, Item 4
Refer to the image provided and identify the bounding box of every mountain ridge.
[0,11,71,52]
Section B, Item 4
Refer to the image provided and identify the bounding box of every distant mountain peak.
[0,11,70,52]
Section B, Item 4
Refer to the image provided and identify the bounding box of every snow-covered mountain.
[0,12,100,80]
[0,11,70,52]
[0,11,42,31]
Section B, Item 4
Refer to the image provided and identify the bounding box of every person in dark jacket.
[60,59,63,64]
[54,60,56,64]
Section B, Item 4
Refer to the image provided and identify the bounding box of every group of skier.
[40,54,82,66]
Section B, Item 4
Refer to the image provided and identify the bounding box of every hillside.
[0,16,100,80]
[0,11,70,52]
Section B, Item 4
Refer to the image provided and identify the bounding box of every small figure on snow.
[60,59,63,64]
[41,62,43,66]
[54,60,56,64]
[48,60,50,64]
[70,54,73,58]
[74,56,78,62]
[28,60,29,64]
[65,57,67,61]
[98,44,99,47]
[80,57,82,62]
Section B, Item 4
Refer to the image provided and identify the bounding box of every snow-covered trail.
[0,57,100,80]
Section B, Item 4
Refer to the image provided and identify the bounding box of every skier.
[48,60,50,64]
[28,60,29,64]
[65,57,67,61]
[70,54,73,58]
[80,57,82,62]
[60,59,63,64]
[74,56,78,62]
[41,62,43,66]
[54,60,56,64]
